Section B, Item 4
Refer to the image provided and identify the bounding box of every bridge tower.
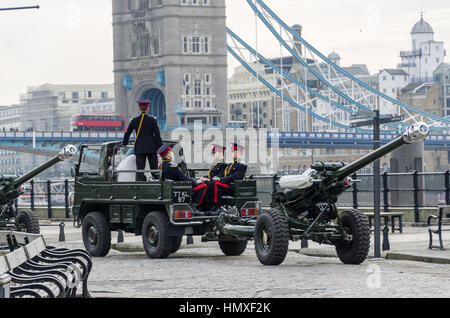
[112,0,227,129]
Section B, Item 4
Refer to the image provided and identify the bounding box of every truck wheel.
[254,209,289,266]
[142,212,173,259]
[335,209,370,265]
[171,236,183,254]
[17,210,40,234]
[82,212,111,257]
[218,240,248,256]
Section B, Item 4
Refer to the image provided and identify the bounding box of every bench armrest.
[428,215,438,226]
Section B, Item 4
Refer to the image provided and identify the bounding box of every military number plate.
[173,191,189,203]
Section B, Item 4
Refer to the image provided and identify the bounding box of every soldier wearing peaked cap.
[157,144,207,214]
[197,144,228,211]
[209,143,247,212]
[123,99,162,181]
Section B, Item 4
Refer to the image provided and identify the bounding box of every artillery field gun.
[216,122,430,265]
[0,145,77,233]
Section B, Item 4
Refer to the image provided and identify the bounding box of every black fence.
[17,171,450,221]
[17,179,73,219]
[254,171,450,222]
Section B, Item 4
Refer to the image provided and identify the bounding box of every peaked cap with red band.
[212,144,226,154]
[157,143,171,157]
[231,143,245,151]
[137,99,151,108]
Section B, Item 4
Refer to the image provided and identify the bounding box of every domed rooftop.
[411,15,434,34]
[328,51,341,60]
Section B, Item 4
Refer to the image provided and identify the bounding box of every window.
[383,76,386,81]
[202,37,209,54]
[437,58,440,64]
[205,73,211,84]
[185,100,190,108]
[153,38,160,55]
[140,33,150,56]
[139,0,149,10]
[183,37,189,53]
[59,92,66,100]
[184,73,190,82]
[88,91,92,98]
[206,100,211,108]
[128,0,133,10]
[192,37,200,53]
[205,87,211,96]
[194,100,202,108]
[192,0,198,5]
[157,0,162,5]
[194,81,201,95]
[72,92,79,100]
[101,92,108,99]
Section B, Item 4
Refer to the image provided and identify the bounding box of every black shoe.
[193,210,206,217]
[208,207,222,216]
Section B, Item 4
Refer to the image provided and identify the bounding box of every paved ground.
[40,222,450,298]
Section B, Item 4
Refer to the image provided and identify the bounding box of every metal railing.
[18,171,450,222]
[17,179,74,219]
[265,170,450,222]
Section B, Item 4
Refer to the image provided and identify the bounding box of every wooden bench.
[428,206,450,250]
[363,212,406,233]
[0,231,92,298]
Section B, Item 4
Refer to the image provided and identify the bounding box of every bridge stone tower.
[112,0,227,129]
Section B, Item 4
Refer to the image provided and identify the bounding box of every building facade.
[19,84,114,132]
[0,105,21,131]
[112,0,227,129]
[433,63,450,116]
[398,14,445,83]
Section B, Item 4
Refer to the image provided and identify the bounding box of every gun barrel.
[12,145,77,187]
[334,122,429,179]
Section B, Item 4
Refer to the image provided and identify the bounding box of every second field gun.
[0,145,77,233]
[216,122,429,265]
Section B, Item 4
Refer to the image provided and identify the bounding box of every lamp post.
[351,112,404,257]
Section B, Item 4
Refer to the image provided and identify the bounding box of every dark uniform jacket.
[160,160,196,186]
[123,114,163,155]
[205,162,227,179]
[219,161,247,184]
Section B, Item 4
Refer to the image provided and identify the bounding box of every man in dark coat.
[197,144,228,211]
[210,143,247,211]
[157,144,206,216]
[123,99,163,181]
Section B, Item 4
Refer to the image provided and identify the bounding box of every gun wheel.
[335,209,370,265]
[254,209,289,266]
[82,212,111,257]
[142,211,173,259]
[16,210,40,234]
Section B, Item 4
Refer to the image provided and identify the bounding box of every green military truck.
[72,141,260,259]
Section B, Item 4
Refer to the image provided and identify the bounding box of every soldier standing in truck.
[123,99,162,181]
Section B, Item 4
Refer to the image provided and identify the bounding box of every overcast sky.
[1,0,450,106]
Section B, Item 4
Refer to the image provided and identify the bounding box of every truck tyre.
[17,210,40,234]
[218,240,248,256]
[82,212,111,257]
[171,236,183,254]
[254,209,289,265]
[335,209,370,265]
[142,212,173,259]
